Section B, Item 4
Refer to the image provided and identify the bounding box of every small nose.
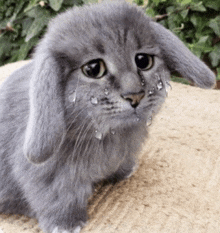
[121,91,145,108]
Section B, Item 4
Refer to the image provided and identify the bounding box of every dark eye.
[81,59,106,78]
[135,53,154,71]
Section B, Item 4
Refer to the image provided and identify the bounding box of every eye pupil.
[135,53,153,70]
[86,63,99,77]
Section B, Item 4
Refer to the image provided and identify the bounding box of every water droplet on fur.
[111,129,116,135]
[95,130,102,140]
[136,117,140,122]
[165,81,172,96]
[69,92,76,103]
[141,79,145,86]
[90,97,98,105]
[148,88,155,96]
[157,80,163,90]
[104,88,109,95]
[146,117,152,127]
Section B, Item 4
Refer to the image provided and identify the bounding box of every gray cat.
[0,1,216,233]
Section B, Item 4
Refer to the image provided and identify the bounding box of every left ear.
[23,42,66,164]
[150,21,216,89]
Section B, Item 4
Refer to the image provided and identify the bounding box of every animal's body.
[0,2,215,233]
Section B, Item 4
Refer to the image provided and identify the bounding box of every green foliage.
[0,0,85,66]
[217,68,220,81]
[141,0,220,82]
[0,0,219,85]
[170,76,191,85]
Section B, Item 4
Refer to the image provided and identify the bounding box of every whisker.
[69,120,94,180]
[66,106,90,133]
[73,119,94,155]
[71,117,94,159]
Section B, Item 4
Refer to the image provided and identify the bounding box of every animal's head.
[23,1,216,164]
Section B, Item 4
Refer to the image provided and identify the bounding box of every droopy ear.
[23,44,66,164]
[150,21,216,88]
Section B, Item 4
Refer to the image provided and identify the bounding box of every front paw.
[40,217,86,233]
[52,225,82,233]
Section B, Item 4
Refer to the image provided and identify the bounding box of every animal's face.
[59,3,168,136]
[24,1,215,164]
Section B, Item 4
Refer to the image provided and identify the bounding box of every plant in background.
[0,0,219,83]
[0,0,85,66]
[138,0,220,83]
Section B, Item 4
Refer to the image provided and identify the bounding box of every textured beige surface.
[0,61,220,233]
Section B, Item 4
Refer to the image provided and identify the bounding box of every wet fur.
[0,2,215,233]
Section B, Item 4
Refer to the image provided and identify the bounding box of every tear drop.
[95,130,102,140]
[104,88,109,95]
[69,92,76,103]
[165,81,172,96]
[141,79,145,86]
[148,88,155,96]
[146,117,152,127]
[157,80,163,90]
[136,117,140,122]
[90,96,98,105]
[110,129,116,135]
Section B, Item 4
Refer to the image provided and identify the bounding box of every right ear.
[23,43,66,164]
[150,21,216,89]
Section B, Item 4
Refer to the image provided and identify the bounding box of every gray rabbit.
[0,1,216,233]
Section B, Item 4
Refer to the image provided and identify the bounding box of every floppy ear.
[23,44,66,164]
[150,21,216,88]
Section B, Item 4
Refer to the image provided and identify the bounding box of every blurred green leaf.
[0,37,12,58]
[5,6,14,17]
[64,0,78,5]
[83,0,97,3]
[17,37,38,60]
[25,8,51,41]
[146,8,156,17]
[208,16,220,36]
[168,14,183,31]
[0,0,220,80]
[190,2,206,12]
[151,0,161,6]
[166,6,175,14]
[209,43,220,67]
[179,0,191,6]
[204,0,220,11]
[197,35,210,44]
[171,76,191,85]
[0,19,8,29]
[217,68,220,80]
[24,0,40,13]
[25,6,41,18]
[180,9,189,19]
[13,1,26,16]
[21,18,34,37]
[190,14,207,32]
[49,0,64,11]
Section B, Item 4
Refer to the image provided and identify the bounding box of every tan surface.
[0,61,220,233]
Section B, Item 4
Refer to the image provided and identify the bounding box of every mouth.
[106,109,148,128]
[91,109,150,140]
[91,105,152,137]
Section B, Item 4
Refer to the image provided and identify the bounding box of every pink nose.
[121,91,145,108]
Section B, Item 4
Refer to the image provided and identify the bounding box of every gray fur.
[0,1,216,233]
